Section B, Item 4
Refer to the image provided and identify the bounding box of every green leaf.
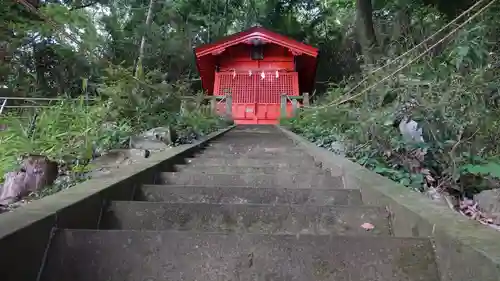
[400,178,411,186]
[461,163,500,178]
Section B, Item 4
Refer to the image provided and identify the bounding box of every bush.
[0,100,107,176]
[0,67,233,183]
[284,4,500,197]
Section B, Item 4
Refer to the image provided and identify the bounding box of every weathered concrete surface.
[195,150,315,160]
[204,142,304,152]
[138,184,363,205]
[185,157,324,168]
[0,126,234,281]
[474,188,500,224]
[199,143,310,156]
[195,153,314,162]
[174,163,317,174]
[101,201,390,235]
[210,134,296,145]
[175,164,334,177]
[278,125,500,281]
[160,171,344,189]
[42,230,439,281]
[208,138,296,145]
[0,211,55,281]
[6,124,455,281]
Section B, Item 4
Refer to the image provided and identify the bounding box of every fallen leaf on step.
[361,223,375,231]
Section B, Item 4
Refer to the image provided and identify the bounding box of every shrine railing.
[181,91,309,120]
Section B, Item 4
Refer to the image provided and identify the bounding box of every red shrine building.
[194,27,319,124]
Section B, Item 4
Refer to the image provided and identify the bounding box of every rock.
[144,127,175,143]
[129,126,176,150]
[474,188,500,224]
[87,149,150,179]
[90,149,150,168]
[399,116,424,143]
[0,172,28,205]
[0,155,58,206]
[329,141,345,156]
[129,136,169,150]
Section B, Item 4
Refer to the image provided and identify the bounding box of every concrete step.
[230,129,280,133]
[201,145,305,153]
[42,230,439,281]
[195,149,312,159]
[174,163,289,173]
[208,140,297,146]
[194,152,314,160]
[220,130,285,136]
[230,126,281,133]
[137,185,363,205]
[174,164,329,175]
[210,135,294,144]
[185,157,322,169]
[101,202,390,235]
[192,152,309,160]
[205,143,302,151]
[223,131,285,136]
[160,172,343,189]
[209,141,297,147]
[211,136,293,142]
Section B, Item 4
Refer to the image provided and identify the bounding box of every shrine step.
[195,150,313,159]
[136,185,363,205]
[204,143,304,152]
[100,201,390,236]
[159,172,344,189]
[36,125,444,281]
[208,138,296,145]
[173,164,333,176]
[184,157,323,168]
[173,163,290,174]
[204,142,300,150]
[41,230,440,281]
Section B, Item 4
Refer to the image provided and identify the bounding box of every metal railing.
[280,92,310,118]
[0,97,97,136]
[0,96,97,116]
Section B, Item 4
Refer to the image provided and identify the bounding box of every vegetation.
[2,0,500,211]
[283,0,500,204]
[1,0,236,192]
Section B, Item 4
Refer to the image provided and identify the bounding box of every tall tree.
[135,0,156,79]
[355,0,378,63]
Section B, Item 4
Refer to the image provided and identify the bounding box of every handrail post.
[225,93,232,117]
[210,96,216,113]
[291,99,298,116]
[280,93,287,118]
[303,92,310,106]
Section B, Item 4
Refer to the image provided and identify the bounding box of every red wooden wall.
[211,42,301,124]
[216,44,295,72]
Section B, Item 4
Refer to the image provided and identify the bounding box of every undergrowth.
[0,66,232,182]
[283,4,500,199]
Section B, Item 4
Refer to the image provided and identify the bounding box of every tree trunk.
[391,4,411,55]
[355,0,378,63]
[135,0,156,79]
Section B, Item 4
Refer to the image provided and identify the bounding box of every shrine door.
[213,71,299,124]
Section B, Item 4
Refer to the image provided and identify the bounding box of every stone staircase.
[40,125,440,281]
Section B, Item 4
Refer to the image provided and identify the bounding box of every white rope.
[304,0,495,110]
[0,99,7,115]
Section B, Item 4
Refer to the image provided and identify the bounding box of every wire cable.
[304,0,495,110]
